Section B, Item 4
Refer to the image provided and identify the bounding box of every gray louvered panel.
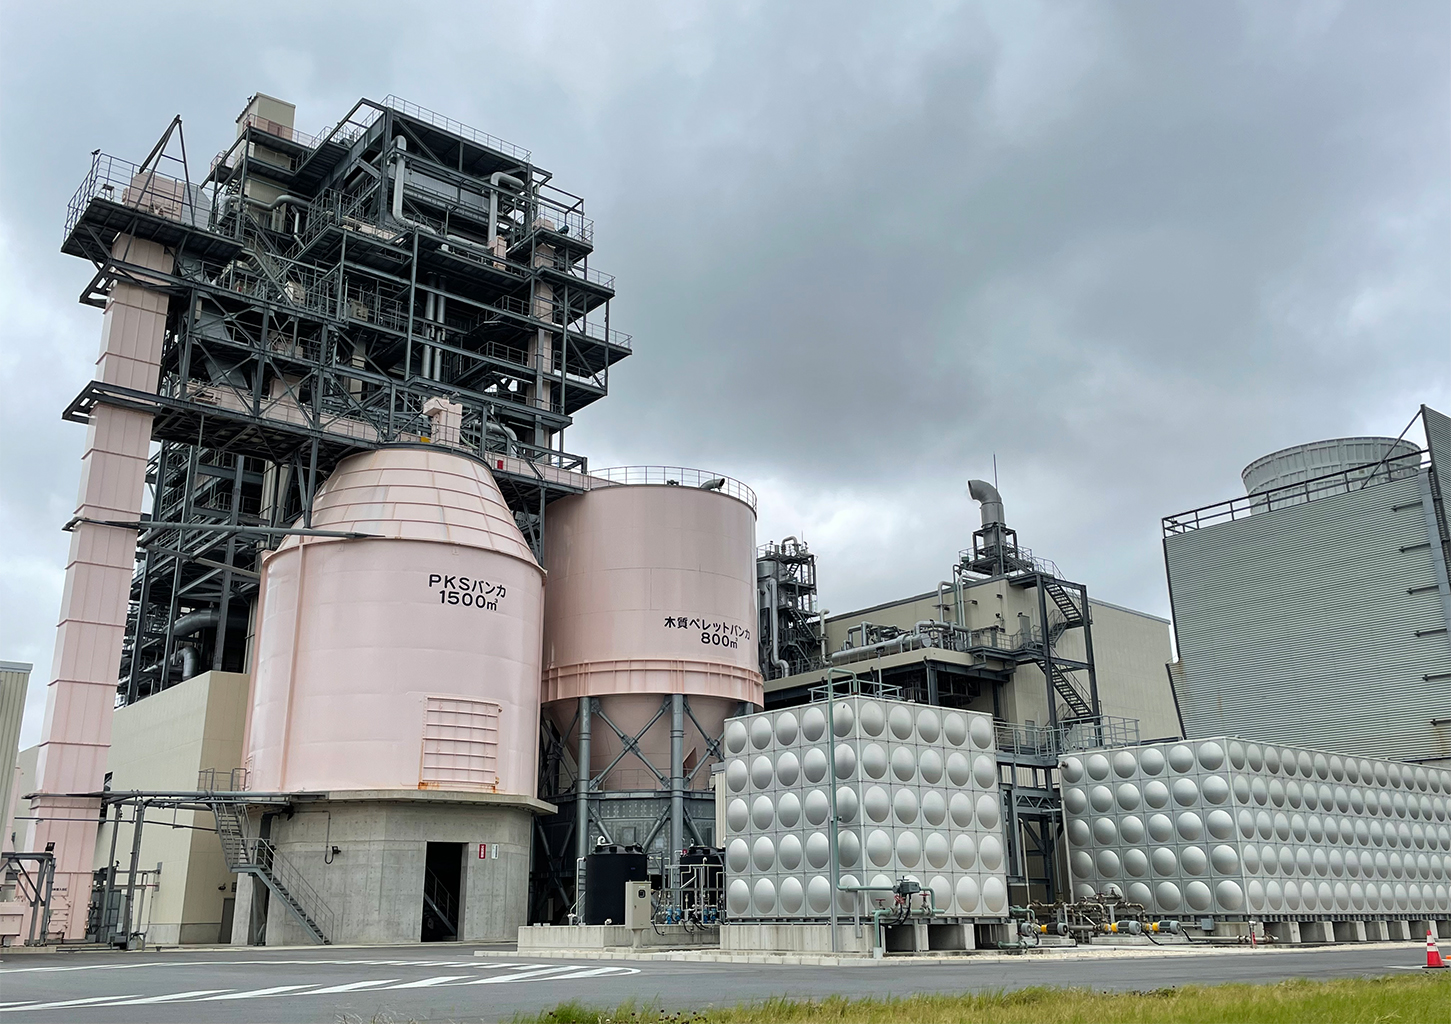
[1166,476,1451,762]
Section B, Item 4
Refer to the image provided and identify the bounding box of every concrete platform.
[517,923,719,952]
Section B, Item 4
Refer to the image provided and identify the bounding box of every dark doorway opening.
[422,842,463,942]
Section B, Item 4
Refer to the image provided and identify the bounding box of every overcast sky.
[1,1,1447,746]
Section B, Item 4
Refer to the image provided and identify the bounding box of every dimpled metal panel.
[1061,737,1451,920]
[722,696,1008,921]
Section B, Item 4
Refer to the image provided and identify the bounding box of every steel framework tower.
[38,95,627,937]
[62,95,627,703]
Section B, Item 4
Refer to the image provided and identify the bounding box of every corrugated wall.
[1165,474,1451,762]
[0,663,30,850]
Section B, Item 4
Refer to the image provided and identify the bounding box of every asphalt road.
[0,942,1430,1023]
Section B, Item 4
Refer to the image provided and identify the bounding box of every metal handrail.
[1163,449,1428,535]
[381,95,531,161]
[254,838,335,941]
[588,466,757,511]
[65,152,215,243]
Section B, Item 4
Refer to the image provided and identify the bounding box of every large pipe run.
[488,172,526,248]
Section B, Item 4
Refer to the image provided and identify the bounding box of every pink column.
[31,236,172,939]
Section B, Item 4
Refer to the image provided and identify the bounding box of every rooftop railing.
[1163,449,1428,535]
[65,153,214,243]
[589,466,757,511]
[381,95,531,162]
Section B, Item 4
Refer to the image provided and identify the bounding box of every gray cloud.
[2,1,1447,744]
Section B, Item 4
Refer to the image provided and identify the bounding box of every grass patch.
[515,975,1450,1023]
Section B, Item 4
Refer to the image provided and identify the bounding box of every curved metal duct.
[967,479,1005,527]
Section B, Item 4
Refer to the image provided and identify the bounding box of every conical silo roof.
[277,445,539,569]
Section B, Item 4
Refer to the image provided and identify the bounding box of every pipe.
[488,172,526,248]
[171,610,219,637]
[829,634,921,663]
[698,478,725,491]
[764,577,789,678]
[669,694,684,887]
[967,479,1004,527]
[817,609,830,663]
[391,136,408,222]
[487,419,518,458]
[934,583,957,620]
[170,646,198,680]
[243,194,310,214]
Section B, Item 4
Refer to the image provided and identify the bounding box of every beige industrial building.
[761,482,1180,744]
[775,593,1178,741]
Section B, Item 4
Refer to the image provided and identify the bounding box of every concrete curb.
[481,939,1431,967]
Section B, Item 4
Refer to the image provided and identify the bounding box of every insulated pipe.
[937,581,952,624]
[391,137,408,222]
[967,479,1005,527]
[829,634,921,662]
[486,420,518,458]
[764,577,789,678]
[242,194,310,213]
[171,610,219,637]
[487,172,526,248]
[169,646,198,680]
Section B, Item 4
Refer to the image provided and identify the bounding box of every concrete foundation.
[1332,922,1366,943]
[518,924,719,951]
[231,791,549,945]
[1264,921,1300,943]
[722,923,875,955]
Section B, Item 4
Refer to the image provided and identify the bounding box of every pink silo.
[541,472,764,866]
[243,446,545,797]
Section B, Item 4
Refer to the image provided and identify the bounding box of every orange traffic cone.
[1425,928,1447,970]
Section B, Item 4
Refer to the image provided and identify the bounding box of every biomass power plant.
[7,92,1449,956]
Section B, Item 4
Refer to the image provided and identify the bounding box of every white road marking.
[459,965,585,985]
[383,974,473,989]
[548,966,645,979]
[306,978,401,994]
[0,960,641,1011]
[198,984,318,1000]
[102,988,233,1005]
[0,995,143,1013]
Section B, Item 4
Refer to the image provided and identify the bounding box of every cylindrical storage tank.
[583,845,649,925]
[541,469,763,791]
[245,445,545,795]
[1242,437,1420,506]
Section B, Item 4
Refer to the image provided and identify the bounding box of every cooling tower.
[244,445,545,795]
[541,472,764,790]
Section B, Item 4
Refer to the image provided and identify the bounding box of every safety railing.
[65,152,214,242]
[995,716,1142,760]
[197,767,250,792]
[1163,449,1428,535]
[381,95,531,162]
[589,467,756,511]
[254,838,336,942]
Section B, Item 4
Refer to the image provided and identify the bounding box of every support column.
[575,696,591,908]
[670,694,685,884]
[31,235,172,939]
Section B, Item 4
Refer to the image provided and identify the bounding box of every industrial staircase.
[1033,576,1097,724]
[422,868,459,940]
[207,791,334,945]
[1049,662,1096,721]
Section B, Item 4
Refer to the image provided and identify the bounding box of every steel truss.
[530,694,741,924]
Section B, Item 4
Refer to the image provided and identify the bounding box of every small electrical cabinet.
[624,880,652,929]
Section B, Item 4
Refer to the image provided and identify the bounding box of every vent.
[421,697,500,791]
